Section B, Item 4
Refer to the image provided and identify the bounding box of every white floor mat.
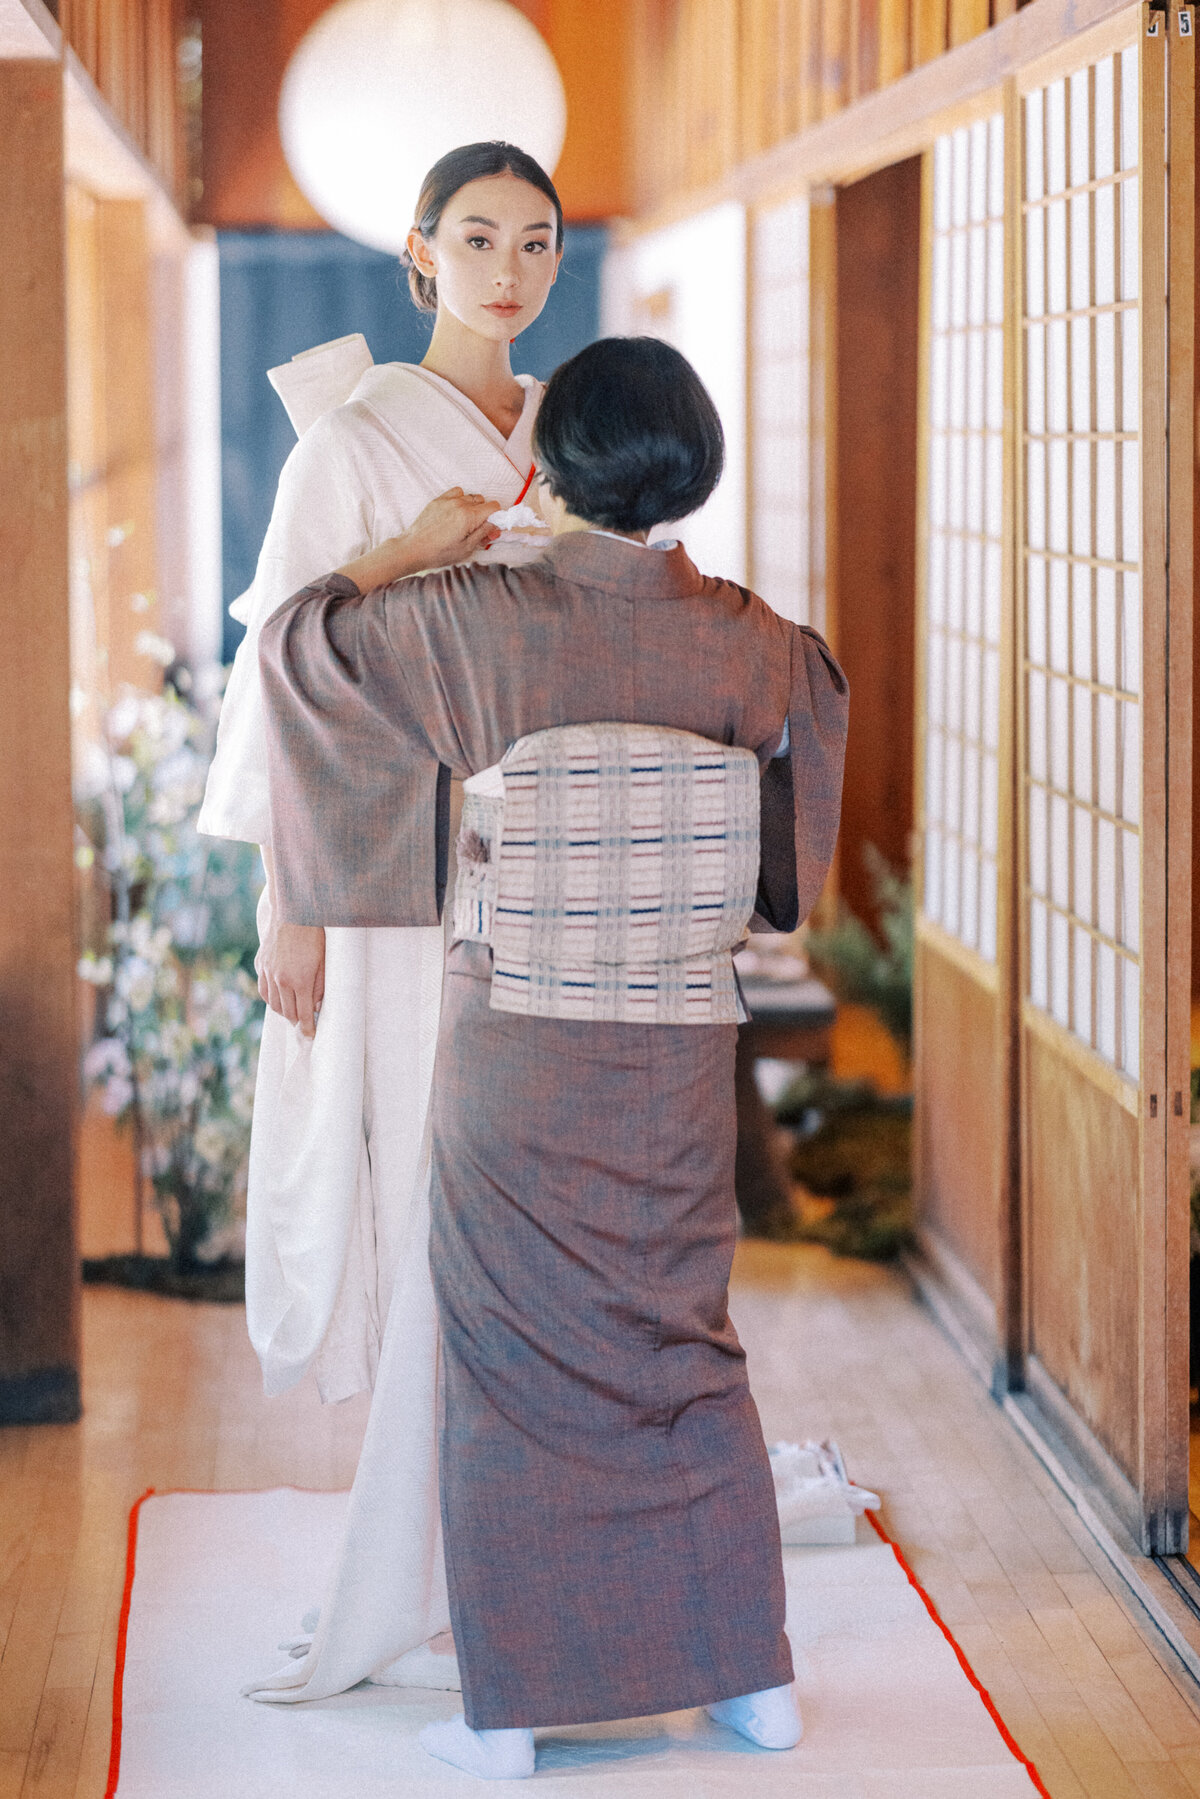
[109,1488,1046,1797]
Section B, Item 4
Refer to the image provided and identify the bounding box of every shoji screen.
[1014,13,1193,1554]
[749,195,813,626]
[1022,51,1141,1078]
[913,108,1011,1356]
[907,6,1192,1552]
[922,116,1006,963]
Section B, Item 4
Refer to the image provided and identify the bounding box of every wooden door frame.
[909,101,1019,1390]
[1157,0,1193,1550]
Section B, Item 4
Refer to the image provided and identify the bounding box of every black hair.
[401,141,564,314]
[533,336,725,533]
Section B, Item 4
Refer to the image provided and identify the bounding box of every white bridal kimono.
[198,358,546,1700]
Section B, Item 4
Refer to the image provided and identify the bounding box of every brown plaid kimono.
[260,531,848,1728]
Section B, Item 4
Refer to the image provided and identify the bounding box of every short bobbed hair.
[402,141,564,314]
[533,337,725,534]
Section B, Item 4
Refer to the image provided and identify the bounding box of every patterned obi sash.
[453,723,760,1024]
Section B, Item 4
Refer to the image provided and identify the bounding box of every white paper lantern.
[279,0,568,257]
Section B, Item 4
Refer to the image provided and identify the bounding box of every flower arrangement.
[76,678,264,1277]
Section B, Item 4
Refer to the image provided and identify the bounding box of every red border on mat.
[104,1485,350,1795]
[865,1510,1052,1796]
[105,1487,1049,1796]
[105,1487,155,1799]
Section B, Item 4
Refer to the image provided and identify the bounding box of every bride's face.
[408,173,561,343]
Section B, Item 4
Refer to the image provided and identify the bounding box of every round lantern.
[279,0,568,257]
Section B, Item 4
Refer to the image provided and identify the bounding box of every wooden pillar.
[0,61,81,1424]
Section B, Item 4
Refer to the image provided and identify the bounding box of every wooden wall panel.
[878,0,911,87]
[740,0,774,161]
[851,0,880,102]
[773,0,803,143]
[798,0,823,133]
[819,0,849,118]
[689,0,739,188]
[1025,1030,1140,1480]
[948,0,990,48]
[621,0,1029,218]
[833,157,920,927]
[60,0,183,203]
[144,0,184,199]
[0,61,80,1425]
[915,940,1002,1315]
[913,0,949,65]
[62,0,102,76]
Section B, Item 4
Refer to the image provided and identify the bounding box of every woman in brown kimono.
[259,337,849,1780]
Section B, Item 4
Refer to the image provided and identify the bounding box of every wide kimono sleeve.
[197,415,374,846]
[755,623,849,933]
[259,572,451,929]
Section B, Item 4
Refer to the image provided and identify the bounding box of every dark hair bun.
[402,140,564,315]
[533,337,725,534]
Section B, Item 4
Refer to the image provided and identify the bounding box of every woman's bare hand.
[337,489,500,591]
[404,487,503,569]
[256,919,326,1038]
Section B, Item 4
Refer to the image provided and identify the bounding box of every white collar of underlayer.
[588,528,680,551]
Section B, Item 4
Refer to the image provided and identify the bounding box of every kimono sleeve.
[756,625,849,931]
[259,574,446,928]
[197,415,373,845]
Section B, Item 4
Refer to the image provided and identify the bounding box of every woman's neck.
[420,311,524,438]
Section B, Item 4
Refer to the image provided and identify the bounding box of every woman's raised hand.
[404,488,502,569]
[336,488,500,592]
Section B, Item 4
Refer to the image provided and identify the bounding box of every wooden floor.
[5,1250,1200,1797]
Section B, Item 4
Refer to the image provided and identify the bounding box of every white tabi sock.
[705,1683,803,1749]
[419,1715,535,1780]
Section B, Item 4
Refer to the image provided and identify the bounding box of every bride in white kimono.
[196,141,564,1699]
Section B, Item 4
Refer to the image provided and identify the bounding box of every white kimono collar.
[398,364,541,479]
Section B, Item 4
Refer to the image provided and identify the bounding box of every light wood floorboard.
[3,1248,1200,1793]
[732,1241,1200,1798]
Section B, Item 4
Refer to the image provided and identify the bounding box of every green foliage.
[76,684,265,1273]
[777,1068,914,1261]
[805,846,913,1052]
